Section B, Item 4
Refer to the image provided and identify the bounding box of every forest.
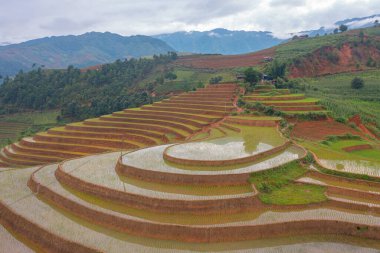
[0,52,177,120]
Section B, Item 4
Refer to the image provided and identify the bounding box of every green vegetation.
[249,161,327,205]
[139,67,235,94]
[209,76,223,84]
[351,77,365,89]
[259,184,327,205]
[244,67,262,85]
[275,26,380,62]
[295,70,380,131]
[0,53,177,121]
[315,163,380,183]
[264,59,286,79]
[0,110,60,148]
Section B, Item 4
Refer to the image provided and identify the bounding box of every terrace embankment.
[0,83,237,167]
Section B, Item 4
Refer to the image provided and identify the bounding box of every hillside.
[154,28,283,55]
[0,32,174,77]
[175,26,380,76]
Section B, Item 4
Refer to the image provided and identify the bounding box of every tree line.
[0,52,177,120]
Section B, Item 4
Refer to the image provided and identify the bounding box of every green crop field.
[249,161,327,205]
[275,26,380,62]
[0,110,61,148]
[295,69,380,129]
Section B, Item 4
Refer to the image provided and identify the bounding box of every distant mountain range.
[300,14,380,37]
[0,32,174,77]
[154,28,282,55]
[0,14,379,77]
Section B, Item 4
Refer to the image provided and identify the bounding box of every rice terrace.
[1,2,380,253]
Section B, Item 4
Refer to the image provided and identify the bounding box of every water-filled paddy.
[123,145,304,173]
[319,159,380,177]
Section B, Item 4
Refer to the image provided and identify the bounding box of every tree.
[333,28,339,34]
[375,20,379,27]
[244,67,262,85]
[339,24,348,33]
[359,31,365,43]
[209,76,223,84]
[164,72,177,80]
[351,77,364,89]
[265,60,286,79]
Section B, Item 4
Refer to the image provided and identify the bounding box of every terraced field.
[1,82,380,252]
[0,84,238,168]
[243,86,327,115]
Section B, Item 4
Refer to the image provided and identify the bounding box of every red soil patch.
[80,64,102,72]
[343,144,372,152]
[175,48,275,69]
[289,42,380,78]
[348,115,378,139]
[291,118,365,141]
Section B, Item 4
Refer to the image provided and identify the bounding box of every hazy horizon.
[1,0,380,44]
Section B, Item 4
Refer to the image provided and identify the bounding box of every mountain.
[0,32,174,77]
[301,14,380,37]
[154,28,283,55]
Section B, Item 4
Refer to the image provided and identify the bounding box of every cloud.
[0,0,379,43]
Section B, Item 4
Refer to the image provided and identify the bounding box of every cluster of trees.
[0,52,178,120]
[209,76,223,84]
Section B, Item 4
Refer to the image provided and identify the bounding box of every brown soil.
[348,115,378,139]
[291,118,365,141]
[289,42,380,78]
[175,48,275,69]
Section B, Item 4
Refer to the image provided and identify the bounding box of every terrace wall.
[20,139,108,153]
[33,134,138,149]
[224,118,279,127]
[55,165,258,214]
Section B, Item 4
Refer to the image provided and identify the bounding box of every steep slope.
[175,26,380,76]
[0,32,174,77]
[154,28,283,55]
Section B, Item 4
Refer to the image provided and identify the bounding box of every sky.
[1,0,380,43]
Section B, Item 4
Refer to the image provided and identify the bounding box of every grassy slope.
[249,161,327,205]
[0,110,60,148]
[295,69,380,128]
[275,26,380,62]
[137,66,236,95]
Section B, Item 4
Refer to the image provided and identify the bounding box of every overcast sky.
[1,0,380,43]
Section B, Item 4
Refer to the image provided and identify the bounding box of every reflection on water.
[123,145,304,173]
[320,159,380,177]
[167,138,274,161]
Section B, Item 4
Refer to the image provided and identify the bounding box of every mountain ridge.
[0,32,174,77]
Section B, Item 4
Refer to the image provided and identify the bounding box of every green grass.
[0,110,61,148]
[230,116,281,120]
[262,98,319,104]
[249,161,327,205]
[259,184,327,205]
[274,27,380,62]
[295,69,380,131]
[138,66,236,95]
[246,94,304,98]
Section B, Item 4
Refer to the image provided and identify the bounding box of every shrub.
[209,76,223,84]
[244,67,262,85]
[351,77,364,89]
[335,117,346,123]
[304,152,315,164]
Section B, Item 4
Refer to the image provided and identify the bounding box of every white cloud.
[0,0,379,43]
